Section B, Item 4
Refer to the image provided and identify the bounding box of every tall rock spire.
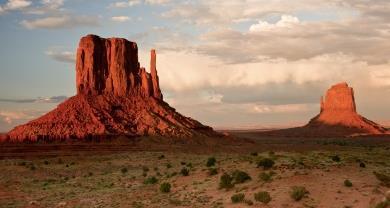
[150,49,163,100]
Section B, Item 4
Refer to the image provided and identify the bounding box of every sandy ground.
[0,134,389,207]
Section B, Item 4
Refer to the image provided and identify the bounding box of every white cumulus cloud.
[249,15,300,32]
[111,16,130,22]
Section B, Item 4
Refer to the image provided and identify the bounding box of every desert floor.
[0,134,389,208]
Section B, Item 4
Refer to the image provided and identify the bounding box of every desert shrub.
[180,161,186,165]
[231,193,245,203]
[18,161,26,166]
[344,179,353,187]
[374,171,390,187]
[259,172,272,182]
[142,166,149,172]
[43,161,49,165]
[250,152,258,156]
[121,167,128,174]
[180,168,189,176]
[290,186,309,201]
[208,168,218,176]
[254,191,271,204]
[359,162,366,168]
[144,176,158,184]
[331,155,341,162]
[166,163,172,169]
[186,163,193,168]
[375,201,389,208]
[142,172,147,177]
[88,172,93,177]
[160,182,171,193]
[232,170,251,184]
[244,199,254,205]
[206,157,216,167]
[158,155,165,159]
[257,158,275,169]
[30,165,36,171]
[219,173,234,189]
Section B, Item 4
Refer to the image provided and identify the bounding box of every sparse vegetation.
[206,157,216,167]
[250,152,258,156]
[375,201,389,208]
[231,193,245,203]
[144,176,158,184]
[232,170,251,184]
[180,168,189,176]
[359,162,366,168]
[219,173,234,190]
[208,168,218,176]
[257,158,275,169]
[344,179,352,187]
[160,182,171,193]
[331,155,341,162]
[254,191,271,204]
[259,172,272,182]
[121,167,128,174]
[290,186,309,201]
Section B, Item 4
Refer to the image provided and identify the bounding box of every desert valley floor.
[0,133,389,208]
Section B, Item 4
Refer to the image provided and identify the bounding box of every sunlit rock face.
[306,82,387,135]
[7,35,216,142]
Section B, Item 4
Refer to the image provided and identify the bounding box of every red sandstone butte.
[7,34,216,142]
[265,82,388,137]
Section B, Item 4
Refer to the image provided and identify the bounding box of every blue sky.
[1,0,390,131]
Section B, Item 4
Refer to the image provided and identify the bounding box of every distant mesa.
[264,82,388,137]
[7,34,217,141]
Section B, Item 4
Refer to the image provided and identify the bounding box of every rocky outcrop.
[7,34,217,142]
[263,82,388,137]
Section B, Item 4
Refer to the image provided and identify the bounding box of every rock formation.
[7,34,217,142]
[264,82,387,137]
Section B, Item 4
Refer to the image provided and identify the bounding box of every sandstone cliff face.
[76,35,162,100]
[307,82,387,136]
[7,34,216,141]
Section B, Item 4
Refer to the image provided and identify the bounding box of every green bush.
[206,157,216,167]
[254,191,271,204]
[232,170,251,184]
[160,182,171,193]
[219,173,234,189]
[257,158,275,169]
[166,163,172,169]
[231,193,245,203]
[121,167,128,174]
[331,155,341,162]
[180,168,189,176]
[375,201,389,208]
[344,179,352,187]
[144,176,158,185]
[208,168,218,176]
[259,172,272,182]
[290,186,309,201]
